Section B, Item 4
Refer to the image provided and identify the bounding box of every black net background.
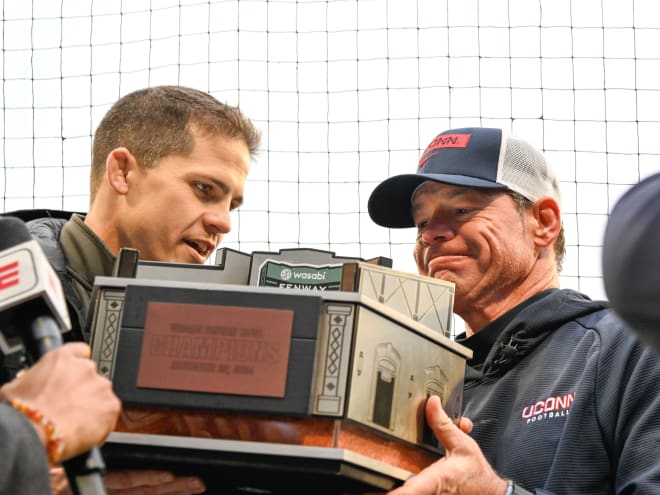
[2,0,659,324]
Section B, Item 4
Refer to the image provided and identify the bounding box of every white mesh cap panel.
[497,133,562,205]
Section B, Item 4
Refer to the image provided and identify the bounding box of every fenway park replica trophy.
[87,248,471,494]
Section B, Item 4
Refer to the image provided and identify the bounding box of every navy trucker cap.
[367,127,561,228]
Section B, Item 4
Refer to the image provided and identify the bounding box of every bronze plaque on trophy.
[136,302,293,397]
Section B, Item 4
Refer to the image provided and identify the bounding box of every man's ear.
[533,197,561,248]
[105,147,138,196]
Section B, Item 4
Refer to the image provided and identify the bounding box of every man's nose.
[420,220,455,244]
[204,206,232,236]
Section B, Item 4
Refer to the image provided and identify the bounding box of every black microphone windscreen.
[0,216,33,250]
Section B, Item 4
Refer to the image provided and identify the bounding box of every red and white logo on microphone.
[0,249,38,297]
[0,260,19,290]
[0,242,70,331]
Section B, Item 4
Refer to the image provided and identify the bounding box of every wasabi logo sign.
[259,260,343,291]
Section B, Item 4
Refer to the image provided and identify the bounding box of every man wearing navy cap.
[368,128,660,494]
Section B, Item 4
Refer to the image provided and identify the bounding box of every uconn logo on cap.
[419,133,472,169]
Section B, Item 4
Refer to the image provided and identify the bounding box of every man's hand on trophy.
[366,395,507,495]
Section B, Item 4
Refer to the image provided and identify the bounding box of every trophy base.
[115,406,440,474]
[103,431,413,494]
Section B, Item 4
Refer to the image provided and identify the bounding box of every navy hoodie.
[459,289,660,494]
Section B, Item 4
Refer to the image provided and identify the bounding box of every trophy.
[88,248,471,494]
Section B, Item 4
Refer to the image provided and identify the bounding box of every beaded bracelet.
[10,399,64,465]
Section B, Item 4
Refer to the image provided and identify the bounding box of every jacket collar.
[460,289,607,377]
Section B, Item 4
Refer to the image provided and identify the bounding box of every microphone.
[602,172,660,354]
[0,216,71,357]
[0,216,108,495]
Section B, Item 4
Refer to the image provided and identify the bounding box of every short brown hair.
[90,85,261,201]
[509,191,566,273]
